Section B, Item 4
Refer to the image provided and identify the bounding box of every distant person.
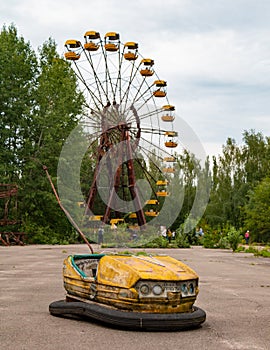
[166,229,172,243]
[199,227,204,237]
[160,226,167,238]
[132,232,138,241]
[98,227,104,244]
[244,230,250,245]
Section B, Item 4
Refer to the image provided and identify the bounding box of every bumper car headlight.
[180,280,196,297]
[152,284,163,295]
[188,282,195,294]
[181,283,188,296]
[140,284,150,295]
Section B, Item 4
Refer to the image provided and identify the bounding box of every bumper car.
[49,253,206,330]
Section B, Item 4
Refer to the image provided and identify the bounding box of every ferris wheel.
[64,31,179,229]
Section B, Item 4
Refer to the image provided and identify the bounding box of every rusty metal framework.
[64,31,179,228]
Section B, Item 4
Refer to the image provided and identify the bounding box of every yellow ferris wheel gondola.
[64,40,81,60]
[144,199,159,217]
[84,31,100,51]
[153,80,167,97]
[124,42,138,61]
[162,167,175,173]
[145,210,159,217]
[104,32,120,52]
[156,189,169,197]
[156,180,169,197]
[165,140,178,148]
[165,131,178,137]
[145,199,159,205]
[165,130,178,148]
[163,156,176,162]
[161,105,175,122]
[156,180,168,186]
[140,58,154,76]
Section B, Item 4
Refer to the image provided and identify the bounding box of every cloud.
[1,0,270,158]
[150,29,270,85]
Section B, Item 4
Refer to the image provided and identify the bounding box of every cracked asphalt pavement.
[0,244,269,350]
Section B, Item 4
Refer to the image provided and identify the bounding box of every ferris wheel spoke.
[137,133,175,159]
[120,96,158,131]
[133,158,161,200]
[82,117,100,129]
[80,113,102,132]
[135,105,162,118]
[100,45,119,104]
[120,61,141,110]
[82,47,107,106]
[126,107,161,125]
[72,62,104,110]
[122,74,147,111]
[112,45,125,103]
[84,127,102,140]
[136,143,163,163]
[128,82,154,108]
[135,146,170,184]
[136,127,167,135]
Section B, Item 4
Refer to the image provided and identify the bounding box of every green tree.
[20,38,84,242]
[205,137,248,228]
[244,177,270,243]
[0,25,85,243]
[0,24,38,183]
[171,149,206,231]
[204,130,270,241]
[242,130,270,184]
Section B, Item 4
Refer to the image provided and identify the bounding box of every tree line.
[1,24,269,244]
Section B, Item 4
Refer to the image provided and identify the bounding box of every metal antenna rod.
[43,165,94,253]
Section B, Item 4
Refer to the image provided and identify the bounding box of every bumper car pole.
[43,165,94,253]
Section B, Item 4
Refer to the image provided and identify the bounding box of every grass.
[236,245,270,258]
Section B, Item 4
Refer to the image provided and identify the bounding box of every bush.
[253,247,270,257]
[244,246,258,254]
[240,246,270,257]
[202,230,221,248]
[23,221,78,245]
[142,236,169,248]
[175,228,190,248]
[227,227,243,252]
[201,225,243,250]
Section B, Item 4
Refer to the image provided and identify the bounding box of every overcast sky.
[1,0,270,158]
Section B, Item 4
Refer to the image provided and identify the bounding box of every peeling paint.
[63,254,200,313]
